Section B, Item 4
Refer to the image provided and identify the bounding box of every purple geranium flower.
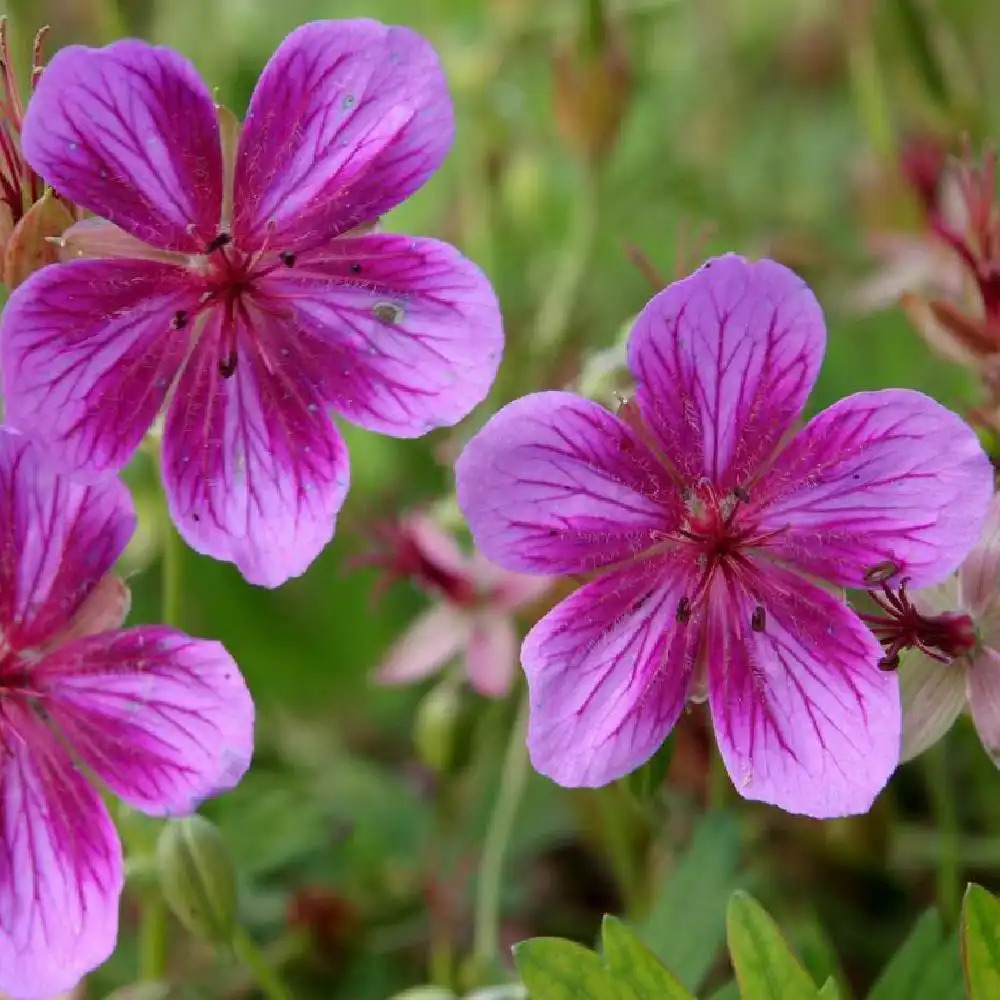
[0,430,253,998]
[456,254,993,817]
[1,20,502,587]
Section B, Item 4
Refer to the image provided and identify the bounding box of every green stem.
[232,927,295,1000]
[160,513,185,630]
[927,738,962,925]
[596,785,642,916]
[708,743,731,811]
[527,166,601,367]
[472,691,531,972]
[139,895,168,981]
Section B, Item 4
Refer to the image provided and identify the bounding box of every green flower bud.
[414,678,470,775]
[156,815,238,944]
[387,988,456,1000]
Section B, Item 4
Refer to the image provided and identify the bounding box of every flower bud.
[102,984,175,1000]
[155,815,238,945]
[552,0,631,165]
[2,188,73,288]
[387,988,455,1000]
[414,678,472,775]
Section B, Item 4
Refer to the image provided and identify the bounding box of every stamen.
[206,232,232,253]
[751,605,766,632]
[172,309,188,330]
[351,262,362,274]
[864,560,900,585]
[279,250,296,267]
[676,596,691,624]
[219,354,237,378]
[733,486,751,504]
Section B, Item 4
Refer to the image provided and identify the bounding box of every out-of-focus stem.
[472,691,531,971]
[139,895,168,981]
[596,785,643,916]
[845,3,896,162]
[926,738,961,925]
[528,166,601,367]
[232,927,295,1000]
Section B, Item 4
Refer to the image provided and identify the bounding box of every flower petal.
[456,392,681,574]
[0,430,134,651]
[960,493,1000,619]
[626,254,825,493]
[375,604,468,686]
[233,20,452,251]
[466,613,518,698]
[35,627,253,815]
[707,566,899,818]
[967,648,1000,767]
[22,40,222,252]
[162,308,350,588]
[753,389,993,589]
[522,558,701,787]
[898,650,966,762]
[1,258,197,478]
[0,702,121,998]
[259,235,502,437]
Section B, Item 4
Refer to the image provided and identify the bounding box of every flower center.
[860,577,977,670]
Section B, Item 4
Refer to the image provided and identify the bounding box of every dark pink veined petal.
[22,40,222,252]
[752,389,993,590]
[456,392,682,575]
[258,235,502,437]
[0,430,134,651]
[466,612,518,698]
[0,701,122,998]
[1,258,199,478]
[162,307,350,588]
[522,557,702,787]
[36,627,253,815]
[233,20,452,252]
[626,254,825,493]
[706,564,898,818]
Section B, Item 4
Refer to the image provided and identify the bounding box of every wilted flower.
[0,430,253,998]
[0,18,76,289]
[885,494,1000,765]
[1,20,503,587]
[370,513,550,698]
[456,254,992,818]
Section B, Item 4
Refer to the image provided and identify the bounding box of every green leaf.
[601,916,695,999]
[640,811,744,990]
[514,938,631,1000]
[962,884,1000,998]
[726,892,817,1000]
[868,909,964,1000]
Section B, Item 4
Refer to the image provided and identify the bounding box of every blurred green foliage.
[6,0,1000,995]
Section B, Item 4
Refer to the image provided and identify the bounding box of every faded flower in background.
[0,431,254,998]
[890,493,1000,766]
[457,253,992,818]
[370,512,550,698]
[1,18,502,588]
[0,18,77,290]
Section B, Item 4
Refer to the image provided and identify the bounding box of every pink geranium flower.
[1,20,502,587]
[882,494,1000,765]
[0,431,253,998]
[456,254,993,817]
[369,512,550,697]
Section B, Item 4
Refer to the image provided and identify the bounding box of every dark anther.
[751,605,766,632]
[351,262,362,274]
[733,485,751,503]
[878,652,900,671]
[192,513,201,522]
[206,232,232,253]
[219,354,237,378]
[864,559,900,585]
[280,250,296,267]
[172,309,189,330]
[676,596,691,624]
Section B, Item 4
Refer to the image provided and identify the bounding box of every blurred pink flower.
[888,494,1000,765]
[456,254,993,818]
[1,20,502,587]
[0,430,253,999]
[371,513,551,698]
